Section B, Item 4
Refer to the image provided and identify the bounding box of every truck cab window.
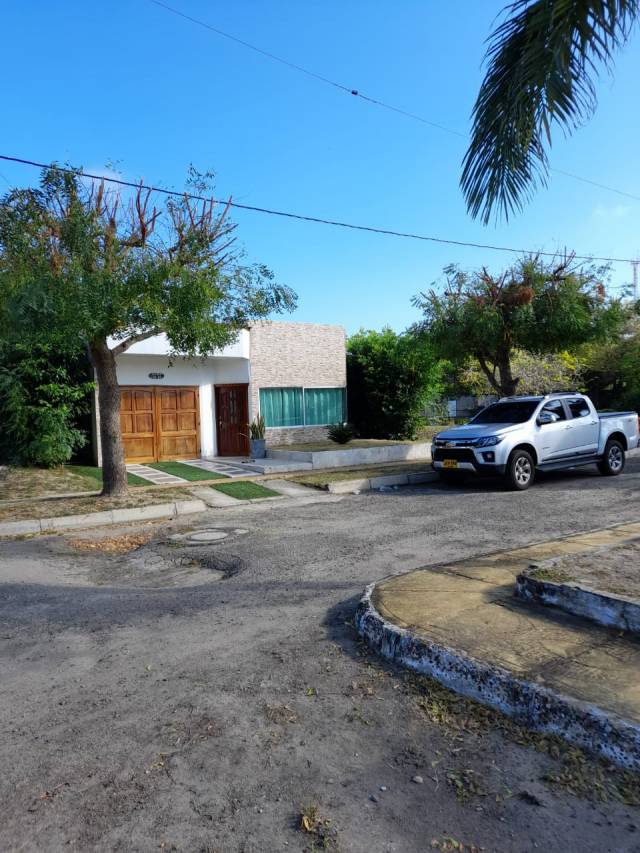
[540,400,566,422]
[567,398,590,419]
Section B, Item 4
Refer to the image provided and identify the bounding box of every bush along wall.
[0,341,94,467]
[347,328,443,440]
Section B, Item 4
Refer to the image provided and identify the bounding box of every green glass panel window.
[259,387,304,427]
[304,388,346,425]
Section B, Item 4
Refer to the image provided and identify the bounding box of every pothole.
[86,547,245,589]
[173,552,244,579]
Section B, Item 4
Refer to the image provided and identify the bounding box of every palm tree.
[461,0,639,224]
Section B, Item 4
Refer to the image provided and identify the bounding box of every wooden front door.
[157,386,200,461]
[120,387,156,463]
[119,385,200,462]
[215,384,250,457]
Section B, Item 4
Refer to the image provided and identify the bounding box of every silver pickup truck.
[432,392,639,490]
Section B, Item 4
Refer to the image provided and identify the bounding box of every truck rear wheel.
[597,439,625,476]
[505,449,535,491]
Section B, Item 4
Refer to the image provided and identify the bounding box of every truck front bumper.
[431,447,506,477]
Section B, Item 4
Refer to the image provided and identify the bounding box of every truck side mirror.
[537,411,554,426]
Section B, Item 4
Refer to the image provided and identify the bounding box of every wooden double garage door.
[120,386,200,463]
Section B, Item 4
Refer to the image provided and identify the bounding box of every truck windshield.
[471,401,538,424]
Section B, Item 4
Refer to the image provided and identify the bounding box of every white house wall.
[107,330,250,359]
[114,355,250,458]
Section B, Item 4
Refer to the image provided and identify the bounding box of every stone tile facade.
[248,321,347,445]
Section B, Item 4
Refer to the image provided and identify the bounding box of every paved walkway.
[181,458,262,478]
[126,459,266,483]
[125,464,188,485]
[361,520,640,764]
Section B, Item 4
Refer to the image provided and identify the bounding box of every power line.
[550,169,640,203]
[150,0,640,205]
[1,153,636,264]
[150,0,463,139]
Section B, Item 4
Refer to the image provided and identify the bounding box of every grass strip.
[211,481,280,501]
[67,465,150,486]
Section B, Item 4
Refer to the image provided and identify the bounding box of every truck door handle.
[564,425,573,430]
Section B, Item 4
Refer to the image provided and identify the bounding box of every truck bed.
[598,411,637,419]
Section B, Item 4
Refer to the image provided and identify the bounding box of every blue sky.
[2,1,639,333]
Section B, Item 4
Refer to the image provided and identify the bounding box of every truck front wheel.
[597,439,625,476]
[505,449,535,491]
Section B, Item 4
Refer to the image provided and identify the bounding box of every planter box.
[266,442,431,470]
[250,438,267,459]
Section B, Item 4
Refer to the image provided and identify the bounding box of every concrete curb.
[326,471,437,494]
[355,582,640,770]
[516,572,640,635]
[0,499,207,538]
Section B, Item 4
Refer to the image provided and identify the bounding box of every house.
[93,321,347,464]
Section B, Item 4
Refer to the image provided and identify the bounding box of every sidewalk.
[357,520,640,769]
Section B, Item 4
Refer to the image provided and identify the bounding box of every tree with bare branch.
[0,166,296,495]
[412,255,623,397]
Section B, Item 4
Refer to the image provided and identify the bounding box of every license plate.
[443,459,458,469]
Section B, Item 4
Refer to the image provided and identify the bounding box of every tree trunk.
[90,340,128,497]
[497,350,518,397]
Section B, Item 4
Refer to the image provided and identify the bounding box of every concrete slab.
[190,487,241,507]
[259,479,318,498]
[358,519,640,769]
[237,459,314,474]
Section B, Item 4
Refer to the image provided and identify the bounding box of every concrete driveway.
[2,460,640,852]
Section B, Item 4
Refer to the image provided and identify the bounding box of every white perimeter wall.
[114,355,250,457]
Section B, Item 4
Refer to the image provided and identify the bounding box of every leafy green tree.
[347,328,443,439]
[580,309,640,410]
[0,166,296,495]
[0,338,93,467]
[459,349,582,397]
[413,256,622,397]
[462,0,639,222]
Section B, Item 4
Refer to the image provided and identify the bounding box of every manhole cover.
[187,530,229,543]
[169,527,249,546]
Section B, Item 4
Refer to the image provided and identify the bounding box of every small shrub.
[21,407,87,468]
[248,414,266,439]
[327,422,355,444]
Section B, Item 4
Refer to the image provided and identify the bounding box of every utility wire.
[150,0,462,139]
[150,0,640,205]
[0,153,635,264]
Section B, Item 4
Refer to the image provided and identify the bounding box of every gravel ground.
[1,459,640,852]
[549,539,640,600]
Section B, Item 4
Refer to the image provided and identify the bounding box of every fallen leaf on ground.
[68,532,153,554]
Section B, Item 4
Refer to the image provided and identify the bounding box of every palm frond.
[462,0,639,224]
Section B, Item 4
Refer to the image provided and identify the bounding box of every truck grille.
[433,448,476,464]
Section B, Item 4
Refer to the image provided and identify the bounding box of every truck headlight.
[475,435,504,447]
